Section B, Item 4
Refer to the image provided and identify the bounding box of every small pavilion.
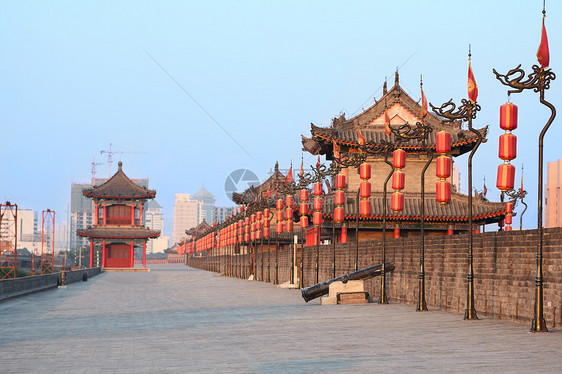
[77,162,160,269]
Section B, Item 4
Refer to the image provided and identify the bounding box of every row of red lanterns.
[496,102,517,192]
[436,131,452,204]
[391,148,406,212]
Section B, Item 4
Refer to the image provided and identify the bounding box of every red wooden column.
[90,242,94,268]
[142,242,146,268]
[130,204,135,225]
[102,203,107,225]
[139,203,143,225]
[95,204,99,225]
[130,243,134,267]
[102,242,106,267]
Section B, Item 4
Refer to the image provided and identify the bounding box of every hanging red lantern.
[313,197,323,211]
[505,214,513,225]
[391,192,404,212]
[300,202,309,215]
[391,171,405,191]
[300,189,309,202]
[251,214,256,223]
[335,190,346,205]
[286,220,293,232]
[359,199,371,217]
[436,131,451,154]
[313,211,323,226]
[335,174,346,189]
[276,199,284,210]
[313,182,323,196]
[506,202,513,213]
[436,156,452,179]
[500,102,518,131]
[498,133,517,161]
[436,180,451,204]
[505,225,513,231]
[286,207,293,221]
[300,215,309,228]
[256,211,262,221]
[393,149,406,169]
[359,181,371,198]
[334,206,345,223]
[394,227,400,239]
[496,163,515,191]
[359,163,371,180]
[276,210,284,222]
[276,221,284,233]
[263,227,270,238]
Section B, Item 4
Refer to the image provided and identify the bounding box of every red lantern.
[263,227,270,238]
[286,195,294,207]
[276,222,284,234]
[335,190,345,205]
[436,180,451,204]
[498,133,517,161]
[263,217,270,228]
[505,225,513,231]
[250,231,255,241]
[313,211,323,226]
[263,209,270,219]
[506,202,513,213]
[286,208,293,221]
[359,181,371,198]
[496,163,515,191]
[313,197,323,211]
[313,182,323,196]
[393,149,406,169]
[244,217,250,226]
[436,156,452,179]
[391,171,405,190]
[334,206,345,223]
[286,220,293,232]
[276,199,284,210]
[256,211,262,221]
[436,131,451,154]
[300,202,309,215]
[391,192,404,212]
[359,163,371,180]
[335,174,346,189]
[505,214,513,225]
[256,230,261,240]
[300,216,309,228]
[276,210,284,222]
[394,228,400,239]
[251,214,256,223]
[359,199,371,217]
[500,102,518,131]
[300,189,309,202]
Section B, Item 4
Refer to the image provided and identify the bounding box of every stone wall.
[188,228,562,328]
[0,268,102,301]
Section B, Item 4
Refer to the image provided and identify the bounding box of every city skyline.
[1,1,561,231]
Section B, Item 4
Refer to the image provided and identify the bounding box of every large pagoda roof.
[186,220,212,237]
[302,72,487,158]
[314,191,506,225]
[83,162,156,200]
[77,225,160,240]
[232,162,286,205]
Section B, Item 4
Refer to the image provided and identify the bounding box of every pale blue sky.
[1,0,561,236]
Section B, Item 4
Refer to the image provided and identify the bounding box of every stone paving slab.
[0,264,560,373]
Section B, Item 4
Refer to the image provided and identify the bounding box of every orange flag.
[421,87,428,118]
[357,128,366,145]
[384,108,391,136]
[284,165,293,184]
[537,15,550,68]
[299,159,304,178]
[467,59,478,103]
[316,155,321,168]
[266,187,271,198]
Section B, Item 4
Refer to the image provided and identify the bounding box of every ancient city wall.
[188,228,562,328]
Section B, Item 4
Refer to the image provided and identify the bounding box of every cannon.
[301,261,395,302]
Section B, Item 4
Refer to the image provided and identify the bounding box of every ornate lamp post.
[430,50,482,320]
[493,6,554,332]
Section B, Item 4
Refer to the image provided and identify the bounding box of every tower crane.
[100,143,147,177]
[91,157,105,186]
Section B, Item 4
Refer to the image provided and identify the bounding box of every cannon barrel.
[301,261,395,302]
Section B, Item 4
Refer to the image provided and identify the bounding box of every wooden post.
[143,242,146,268]
[90,242,94,268]
[102,242,106,268]
[130,243,134,267]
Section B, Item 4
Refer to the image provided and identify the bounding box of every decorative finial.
[468,44,471,60]
[383,78,387,95]
[395,68,399,86]
[420,74,423,88]
[118,161,123,171]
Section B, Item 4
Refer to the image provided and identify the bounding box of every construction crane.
[91,157,105,186]
[100,143,147,177]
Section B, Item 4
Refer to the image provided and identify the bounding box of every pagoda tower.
[77,162,160,269]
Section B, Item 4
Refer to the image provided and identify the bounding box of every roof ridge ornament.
[118,161,123,171]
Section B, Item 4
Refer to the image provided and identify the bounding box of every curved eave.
[83,192,156,200]
[322,210,506,224]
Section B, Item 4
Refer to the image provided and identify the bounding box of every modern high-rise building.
[172,193,199,245]
[214,206,235,224]
[545,159,562,228]
[70,178,148,250]
[145,199,164,254]
[192,187,216,224]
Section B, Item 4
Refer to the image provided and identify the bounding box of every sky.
[1,0,561,238]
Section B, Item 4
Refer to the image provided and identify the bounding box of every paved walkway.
[0,264,560,373]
